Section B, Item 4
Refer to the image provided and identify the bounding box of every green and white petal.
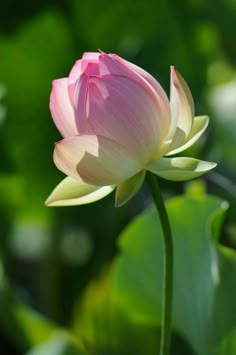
[115,171,146,207]
[147,156,216,181]
[166,115,209,156]
[54,135,142,186]
[45,176,115,206]
[167,67,194,147]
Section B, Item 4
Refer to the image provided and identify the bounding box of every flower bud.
[46,52,216,207]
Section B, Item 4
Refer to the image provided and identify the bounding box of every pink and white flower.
[46,52,216,207]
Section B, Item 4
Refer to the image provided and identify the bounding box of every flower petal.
[167,67,194,144]
[166,115,209,156]
[112,54,170,114]
[115,170,145,207]
[100,54,171,140]
[49,78,78,137]
[68,60,83,105]
[45,176,115,206]
[73,74,94,133]
[147,156,216,181]
[68,54,101,104]
[80,75,165,163]
[82,52,100,62]
[54,135,142,186]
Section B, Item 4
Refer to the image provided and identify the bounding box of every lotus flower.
[46,52,216,207]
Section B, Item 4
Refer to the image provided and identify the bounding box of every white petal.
[115,171,145,207]
[166,115,209,156]
[147,156,216,181]
[54,135,142,186]
[45,176,115,206]
[167,67,194,144]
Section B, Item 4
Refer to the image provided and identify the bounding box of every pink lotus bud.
[46,52,216,207]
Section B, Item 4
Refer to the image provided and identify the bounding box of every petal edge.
[166,115,209,156]
[167,67,194,144]
[45,176,115,206]
[147,157,216,181]
[50,78,78,137]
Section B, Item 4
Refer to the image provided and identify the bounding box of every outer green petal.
[147,157,216,181]
[166,115,209,156]
[115,171,146,207]
[45,176,115,206]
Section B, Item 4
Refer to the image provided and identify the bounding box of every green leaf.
[11,303,56,348]
[0,272,87,355]
[215,328,236,355]
[72,273,161,355]
[113,194,236,355]
[0,256,85,353]
[0,259,56,351]
[72,265,195,355]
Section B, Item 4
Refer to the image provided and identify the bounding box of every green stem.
[146,172,173,355]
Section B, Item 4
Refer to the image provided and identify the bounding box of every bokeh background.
[0,0,236,354]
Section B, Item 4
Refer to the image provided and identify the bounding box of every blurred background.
[0,0,236,354]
